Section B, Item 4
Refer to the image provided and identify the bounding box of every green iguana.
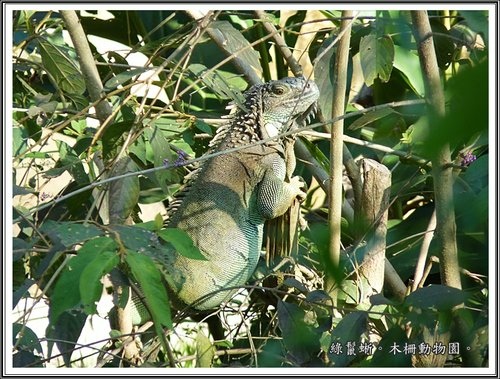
[144,76,319,312]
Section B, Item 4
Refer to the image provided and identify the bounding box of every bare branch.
[326,10,354,295]
[411,10,461,290]
[59,10,113,124]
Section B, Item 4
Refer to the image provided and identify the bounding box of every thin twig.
[412,210,437,291]
[303,131,430,167]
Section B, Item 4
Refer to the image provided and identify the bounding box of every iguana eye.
[271,84,286,95]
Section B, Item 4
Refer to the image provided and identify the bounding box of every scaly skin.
[155,77,319,311]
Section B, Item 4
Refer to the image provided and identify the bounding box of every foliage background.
[10,9,490,369]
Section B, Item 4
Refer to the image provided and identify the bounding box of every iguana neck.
[212,77,319,150]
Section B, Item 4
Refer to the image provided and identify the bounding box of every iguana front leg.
[256,154,306,220]
[264,139,304,262]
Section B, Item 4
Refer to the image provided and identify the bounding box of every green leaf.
[154,213,164,230]
[108,156,140,224]
[313,34,336,122]
[258,339,286,367]
[305,290,331,304]
[196,329,215,367]
[49,237,117,325]
[13,185,36,196]
[359,33,394,86]
[393,45,425,96]
[104,67,149,89]
[148,125,179,192]
[158,228,207,260]
[214,339,233,349]
[298,137,330,174]
[46,310,88,367]
[111,225,160,252]
[37,38,86,95]
[13,351,43,368]
[153,117,189,137]
[404,285,467,311]
[283,277,307,293]
[194,119,214,135]
[40,221,104,247]
[125,250,172,329]
[23,152,51,159]
[27,102,58,118]
[277,300,321,365]
[66,93,90,111]
[348,107,397,130]
[13,323,43,355]
[327,311,367,366]
[370,325,411,367]
[188,63,247,103]
[42,140,90,184]
[206,21,262,76]
[80,251,119,315]
[101,121,134,161]
[13,127,30,156]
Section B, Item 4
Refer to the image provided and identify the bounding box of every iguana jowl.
[155,77,319,311]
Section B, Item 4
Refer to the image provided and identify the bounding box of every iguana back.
[157,77,319,310]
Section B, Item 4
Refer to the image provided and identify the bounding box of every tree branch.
[327,10,353,293]
[254,10,304,76]
[411,11,461,290]
[59,10,113,124]
[411,10,469,368]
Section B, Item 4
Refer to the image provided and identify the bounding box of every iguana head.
[248,76,320,138]
[215,77,319,147]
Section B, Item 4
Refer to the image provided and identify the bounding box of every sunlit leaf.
[37,38,86,95]
[40,221,103,247]
[111,225,162,252]
[196,329,215,367]
[80,250,120,315]
[393,45,425,96]
[207,21,262,75]
[125,250,172,329]
[104,67,149,89]
[188,63,247,104]
[158,228,206,260]
[359,33,394,86]
[49,237,117,325]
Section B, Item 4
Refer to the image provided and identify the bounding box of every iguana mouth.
[288,101,318,134]
[304,102,318,124]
